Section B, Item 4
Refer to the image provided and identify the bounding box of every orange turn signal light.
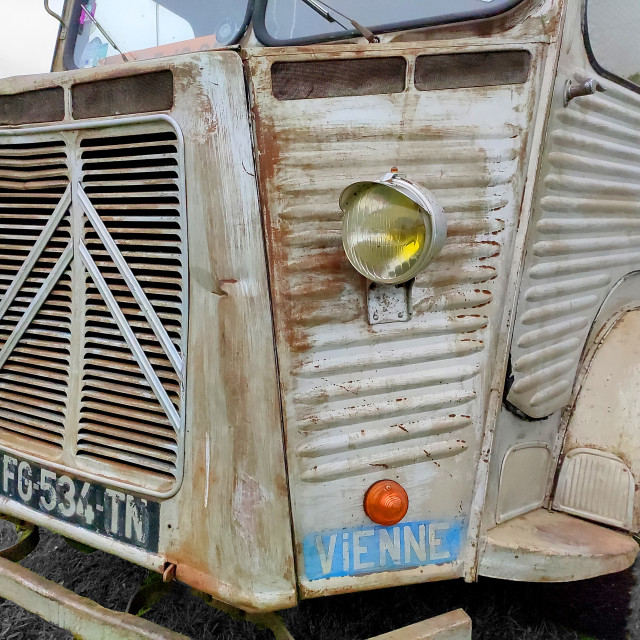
[363,480,409,526]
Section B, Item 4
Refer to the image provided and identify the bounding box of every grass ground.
[0,522,639,640]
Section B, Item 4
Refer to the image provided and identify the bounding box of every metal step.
[478,508,638,582]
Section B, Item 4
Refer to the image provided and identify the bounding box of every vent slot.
[72,71,174,119]
[0,266,72,453]
[77,127,184,488]
[0,88,65,125]
[80,268,179,482]
[415,51,531,91]
[0,139,70,457]
[271,58,407,100]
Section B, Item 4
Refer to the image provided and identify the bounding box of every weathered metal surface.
[479,508,639,582]
[553,310,640,530]
[0,554,188,639]
[367,282,411,325]
[563,77,605,106]
[495,443,551,524]
[508,0,640,420]
[4,0,614,617]
[481,0,640,551]
[0,52,296,611]
[247,0,558,592]
[555,449,634,530]
[465,0,566,576]
[367,609,471,640]
[162,52,296,611]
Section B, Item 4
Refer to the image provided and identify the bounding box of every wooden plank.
[368,610,471,640]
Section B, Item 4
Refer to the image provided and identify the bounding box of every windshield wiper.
[300,0,379,43]
[79,3,131,61]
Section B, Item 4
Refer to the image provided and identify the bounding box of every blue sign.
[303,519,464,581]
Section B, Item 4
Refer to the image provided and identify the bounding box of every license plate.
[0,451,160,552]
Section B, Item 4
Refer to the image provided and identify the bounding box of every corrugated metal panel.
[0,119,187,496]
[509,81,640,417]
[249,46,543,591]
[554,448,634,529]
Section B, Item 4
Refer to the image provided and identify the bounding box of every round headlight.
[340,174,446,284]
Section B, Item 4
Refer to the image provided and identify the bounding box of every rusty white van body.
[0,0,639,636]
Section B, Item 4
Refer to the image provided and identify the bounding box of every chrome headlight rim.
[339,174,447,285]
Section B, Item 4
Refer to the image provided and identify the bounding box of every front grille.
[0,120,186,496]
[0,139,71,457]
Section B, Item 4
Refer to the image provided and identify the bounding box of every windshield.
[255,0,525,45]
[70,0,252,68]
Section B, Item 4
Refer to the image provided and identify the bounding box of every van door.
[507,0,640,531]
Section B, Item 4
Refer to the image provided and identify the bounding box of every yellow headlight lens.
[342,184,433,284]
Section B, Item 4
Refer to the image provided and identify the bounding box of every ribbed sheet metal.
[509,81,640,417]
[554,449,634,529]
[250,48,542,585]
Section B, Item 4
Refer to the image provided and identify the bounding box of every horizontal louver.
[78,129,184,488]
[0,121,186,496]
[0,139,70,457]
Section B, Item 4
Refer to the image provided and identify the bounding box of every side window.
[586,0,640,89]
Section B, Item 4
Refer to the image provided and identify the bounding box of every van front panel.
[248,19,555,593]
